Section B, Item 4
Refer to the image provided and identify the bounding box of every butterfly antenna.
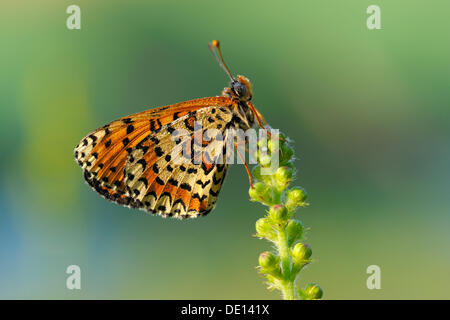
[209,40,234,81]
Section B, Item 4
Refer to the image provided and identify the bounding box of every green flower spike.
[250,131,322,300]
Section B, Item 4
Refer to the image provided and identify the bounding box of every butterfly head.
[230,75,253,101]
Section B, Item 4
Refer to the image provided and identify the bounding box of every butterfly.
[74,40,266,219]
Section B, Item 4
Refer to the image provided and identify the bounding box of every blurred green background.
[1,0,449,299]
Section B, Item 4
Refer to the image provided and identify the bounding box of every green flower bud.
[274,166,293,189]
[285,186,307,211]
[269,204,288,222]
[291,243,312,263]
[304,283,323,300]
[259,154,272,167]
[286,219,304,246]
[268,138,280,154]
[257,137,268,150]
[258,251,279,272]
[253,165,272,184]
[249,182,265,200]
[255,218,273,238]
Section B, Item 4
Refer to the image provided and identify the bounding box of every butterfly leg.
[234,142,254,188]
[247,101,285,143]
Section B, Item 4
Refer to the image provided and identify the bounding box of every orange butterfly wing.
[74,96,235,218]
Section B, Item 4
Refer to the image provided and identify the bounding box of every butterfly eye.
[232,81,248,98]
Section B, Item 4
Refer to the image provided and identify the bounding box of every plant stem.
[277,225,295,300]
[282,280,295,300]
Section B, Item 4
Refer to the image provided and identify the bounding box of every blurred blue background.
[1,0,449,299]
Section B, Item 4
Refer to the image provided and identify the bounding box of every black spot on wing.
[136,159,147,171]
[155,147,164,157]
[192,193,207,201]
[187,168,197,174]
[196,179,211,188]
[180,183,192,191]
[138,177,148,188]
[160,192,173,205]
[212,174,222,185]
[201,162,215,175]
[173,198,186,211]
[145,190,157,199]
[126,125,134,134]
[167,126,175,134]
[150,136,160,144]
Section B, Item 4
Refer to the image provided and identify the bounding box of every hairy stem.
[277,226,294,300]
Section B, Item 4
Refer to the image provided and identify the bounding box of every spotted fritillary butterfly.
[74,40,266,219]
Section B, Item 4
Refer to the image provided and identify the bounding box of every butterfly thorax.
[227,100,256,130]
